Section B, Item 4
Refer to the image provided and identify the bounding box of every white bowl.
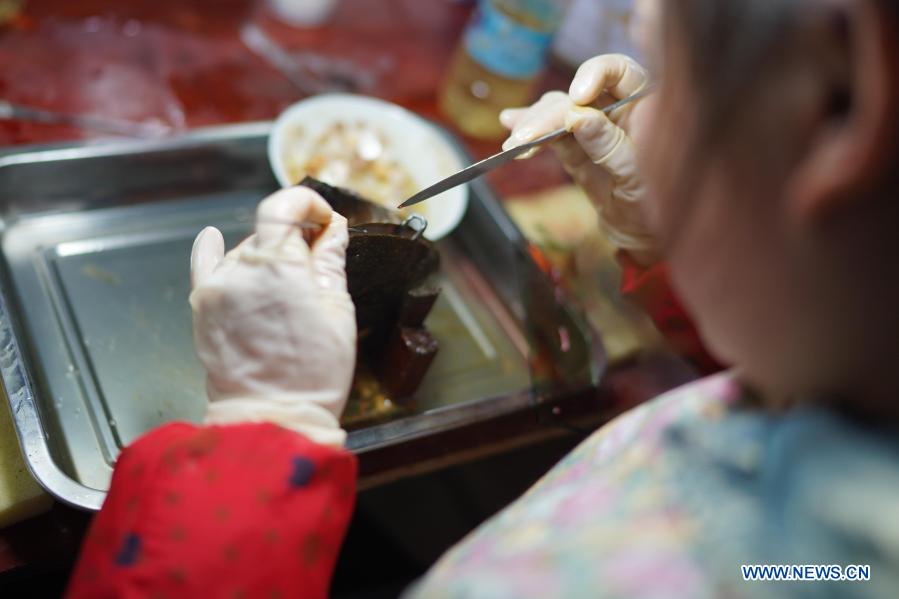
[268,94,469,241]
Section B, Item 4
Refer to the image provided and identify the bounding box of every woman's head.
[637,0,899,406]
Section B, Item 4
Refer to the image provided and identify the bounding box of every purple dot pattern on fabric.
[290,456,316,488]
[114,533,141,567]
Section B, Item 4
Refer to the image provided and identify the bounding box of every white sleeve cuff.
[204,395,347,448]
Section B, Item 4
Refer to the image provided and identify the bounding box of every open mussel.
[300,176,400,226]
[299,178,441,414]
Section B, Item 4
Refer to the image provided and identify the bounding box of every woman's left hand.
[189,187,356,447]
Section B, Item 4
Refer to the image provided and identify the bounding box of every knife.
[399,86,654,209]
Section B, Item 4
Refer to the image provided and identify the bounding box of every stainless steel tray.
[0,122,603,510]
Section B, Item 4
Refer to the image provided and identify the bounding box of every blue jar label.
[465,1,555,80]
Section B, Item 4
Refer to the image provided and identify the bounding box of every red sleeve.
[65,422,357,599]
[617,251,723,374]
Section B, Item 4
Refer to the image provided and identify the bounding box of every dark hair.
[664,0,899,151]
[654,0,899,246]
[664,1,801,150]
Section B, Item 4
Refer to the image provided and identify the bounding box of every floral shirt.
[410,373,899,599]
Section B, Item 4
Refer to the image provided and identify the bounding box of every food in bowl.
[283,120,425,217]
[269,94,469,241]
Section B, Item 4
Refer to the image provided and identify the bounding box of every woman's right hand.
[500,54,658,264]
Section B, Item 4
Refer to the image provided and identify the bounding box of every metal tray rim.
[1,277,107,509]
[0,121,273,165]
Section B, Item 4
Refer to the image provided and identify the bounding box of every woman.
[67,0,899,597]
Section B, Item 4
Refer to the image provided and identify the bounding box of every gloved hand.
[189,187,356,447]
[500,54,658,264]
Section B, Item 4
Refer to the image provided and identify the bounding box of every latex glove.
[500,54,658,264]
[189,187,356,447]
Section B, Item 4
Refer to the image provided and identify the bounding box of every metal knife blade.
[399,127,568,209]
[399,86,654,209]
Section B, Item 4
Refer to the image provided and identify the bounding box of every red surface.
[618,251,722,374]
[0,0,570,197]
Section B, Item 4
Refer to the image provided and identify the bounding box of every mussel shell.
[300,178,440,347]
[299,176,400,226]
[347,225,439,350]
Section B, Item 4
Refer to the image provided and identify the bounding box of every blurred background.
[0,0,639,196]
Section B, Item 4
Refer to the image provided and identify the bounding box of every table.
[0,0,696,583]
[0,0,570,198]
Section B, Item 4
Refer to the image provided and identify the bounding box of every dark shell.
[299,176,400,226]
[299,178,440,349]
[381,327,439,399]
[347,228,439,349]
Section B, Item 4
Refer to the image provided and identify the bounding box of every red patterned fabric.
[66,422,357,599]
[618,252,723,374]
